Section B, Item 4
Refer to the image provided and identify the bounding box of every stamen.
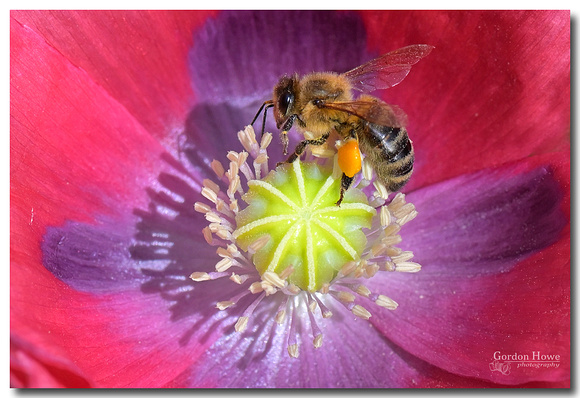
[260,132,272,148]
[351,304,372,320]
[391,251,414,263]
[373,181,389,200]
[305,296,323,348]
[203,179,220,196]
[275,297,289,325]
[287,344,299,359]
[248,235,270,254]
[393,261,422,273]
[397,209,418,226]
[362,159,374,181]
[287,301,300,358]
[307,294,318,313]
[189,272,210,281]
[313,334,323,349]
[194,202,211,214]
[375,294,398,310]
[339,261,357,277]
[312,294,333,318]
[354,284,371,298]
[217,289,251,310]
[229,273,249,284]
[262,271,286,289]
[201,226,213,244]
[235,316,249,332]
[189,271,230,281]
[235,292,266,333]
[249,281,263,294]
[385,246,403,257]
[379,205,391,226]
[333,290,356,303]
[217,301,235,310]
[275,309,286,325]
[201,186,218,203]
[211,159,225,179]
[215,257,233,272]
[393,203,415,221]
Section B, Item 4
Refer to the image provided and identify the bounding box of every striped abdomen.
[357,122,414,192]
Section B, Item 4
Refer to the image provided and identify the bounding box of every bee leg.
[277,132,331,167]
[280,130,289,155]
[336,173,354,206]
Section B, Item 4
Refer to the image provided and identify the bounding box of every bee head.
[273,74,299,129]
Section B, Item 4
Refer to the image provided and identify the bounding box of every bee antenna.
[251,100,274,139]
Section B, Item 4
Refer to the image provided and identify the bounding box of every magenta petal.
[359,11,570,190]
[368,159,569,384]
[11,10,215,144]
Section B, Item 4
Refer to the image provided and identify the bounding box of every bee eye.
[279,92,294,114]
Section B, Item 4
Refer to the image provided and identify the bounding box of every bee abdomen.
[360,123,414,191]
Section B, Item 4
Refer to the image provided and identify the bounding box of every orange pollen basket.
[337,139,362,178]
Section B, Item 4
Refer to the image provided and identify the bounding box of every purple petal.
[183,10,372,173]
[176,296,502,388]
[406,164,565,274]
[367,162,568,384]
[189,10,369,103]
[42,161,216,294]
[42,218,145,292]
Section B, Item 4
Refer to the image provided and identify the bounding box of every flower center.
[192,126,421,358]
[233,161,375,292]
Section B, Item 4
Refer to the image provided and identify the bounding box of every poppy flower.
[10,10,570,388]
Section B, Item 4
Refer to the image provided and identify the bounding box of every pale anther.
[355,284,371,297]
[235,316,249,333]
[275,310,286,325]
[380,205,391,226]
[215,257,233,272]
[373,181,389,199]
[211,159,225,178]
[352,304,372,320]
[216,301,235,310]
[189,272,210,281]
[395,262,422,272]
[383,223,401,236]
[313,334,323,349]
[194,202,211,214]
[203,179,220,195]
[288,344,299,359]
[337,291,356,303]
[376,295,398,310]
[201,187,218,203]
[262,271,286,289]
[249,281,264,294]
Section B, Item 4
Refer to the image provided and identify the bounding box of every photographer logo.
[490,351,560,375]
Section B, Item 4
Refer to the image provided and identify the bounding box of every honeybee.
[251,44,433,205]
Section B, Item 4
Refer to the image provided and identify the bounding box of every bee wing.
[321,100,408,128]
[344,44,434,93]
